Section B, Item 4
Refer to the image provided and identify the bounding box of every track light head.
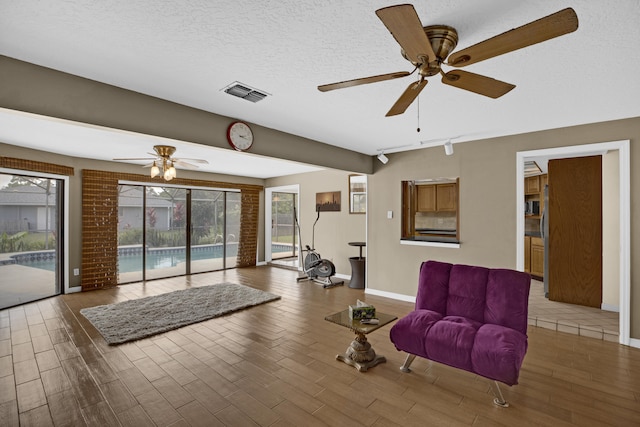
[444,141,454,156]
[377,152,389,164]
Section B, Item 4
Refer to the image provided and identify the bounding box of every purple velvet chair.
[389,260,531,407]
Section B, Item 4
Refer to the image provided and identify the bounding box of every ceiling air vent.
[222,82,269,103]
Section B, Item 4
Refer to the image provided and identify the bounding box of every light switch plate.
[387,210,393,219]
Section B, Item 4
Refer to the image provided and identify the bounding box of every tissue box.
[349,304,376,320]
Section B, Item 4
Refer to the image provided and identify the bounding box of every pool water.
[14,243,292,273]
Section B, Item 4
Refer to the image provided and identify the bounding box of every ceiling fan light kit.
[318,5,578,117]
[113,144,209,181]
[150,162,160,178]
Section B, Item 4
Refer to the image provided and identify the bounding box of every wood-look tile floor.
[1,266,639,426]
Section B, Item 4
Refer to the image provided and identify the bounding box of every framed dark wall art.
[316,191,341,212]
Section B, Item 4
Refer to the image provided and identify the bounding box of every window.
[349,174,367,214]
[401,178,460,243]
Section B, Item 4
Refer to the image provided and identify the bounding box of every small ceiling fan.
[318,4,578,116]
[114,145,209,181]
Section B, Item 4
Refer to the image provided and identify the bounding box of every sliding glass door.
[225,192,241,267]
[117,184,240,283]
[191,189,224,273]
[271,192,297,260]
[0,173,63,309]
[145,187,187,280]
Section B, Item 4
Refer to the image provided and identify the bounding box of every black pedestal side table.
[348,241,366,289]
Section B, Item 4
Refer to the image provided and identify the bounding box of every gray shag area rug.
[80,283,280,345]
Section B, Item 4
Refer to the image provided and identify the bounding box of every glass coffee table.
[324,309,397,372]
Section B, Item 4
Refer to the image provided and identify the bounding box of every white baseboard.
[365,287,416,303]
[629,337,640,349]
[601,303,619,312]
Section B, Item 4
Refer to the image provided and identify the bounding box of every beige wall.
[0,56,373,175]
[266,170,366,276]
[366,117,639,338]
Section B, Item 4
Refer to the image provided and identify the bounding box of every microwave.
[525,200,540,215]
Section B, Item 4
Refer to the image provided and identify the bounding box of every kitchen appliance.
[540,184,549,297]
[525,200,540,215]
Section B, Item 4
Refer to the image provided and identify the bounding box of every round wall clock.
[227,121,254,151]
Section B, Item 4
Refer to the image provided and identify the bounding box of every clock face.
[227,121,254,151]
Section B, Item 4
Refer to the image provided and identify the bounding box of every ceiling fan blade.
[376,4,436,65]
[173,160,199,169]
[442,70,515,98]
[173,157,209,164]
[386,79,428,117]
[448,8,578,67]
[318,71,410,92]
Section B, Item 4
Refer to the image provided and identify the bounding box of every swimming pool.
[10,243,293,273]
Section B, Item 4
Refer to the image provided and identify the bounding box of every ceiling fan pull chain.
[416,96,420,133]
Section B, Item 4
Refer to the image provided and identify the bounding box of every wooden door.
[548,156,602,307]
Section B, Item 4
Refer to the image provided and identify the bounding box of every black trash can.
[349,256,366,289]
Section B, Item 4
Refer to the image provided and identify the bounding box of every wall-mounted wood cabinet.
[416,185,436,212]
[417,183,457,212]
[524,174,546,219]
[525,175,541,195]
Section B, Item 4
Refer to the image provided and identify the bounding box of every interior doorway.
[265,185,300,270]
[516,140,631,347]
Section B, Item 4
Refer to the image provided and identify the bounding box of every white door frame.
[265,185,300,266]
[516,140,632,347]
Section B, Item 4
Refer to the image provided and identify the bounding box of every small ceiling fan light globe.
[163,169,173,181]
[169,166,177,178]
[150,164,160,178]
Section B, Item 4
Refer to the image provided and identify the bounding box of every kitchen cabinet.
[417,183,457,212]
[524,235,531,273]
[525,176,540,195]
[416,185,436,212]
[530,236,544,278]
[524,174,546,218]
[436,183,457,211]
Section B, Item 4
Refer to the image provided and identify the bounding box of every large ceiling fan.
[318,4,578,116]
[114,145,209,181]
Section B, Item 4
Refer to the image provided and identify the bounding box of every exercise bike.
[295,208,343,288]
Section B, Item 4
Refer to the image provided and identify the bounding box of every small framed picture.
[316,191,341,212]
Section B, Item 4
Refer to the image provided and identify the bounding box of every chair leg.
[399,354,416,373]
[491,381,509,408]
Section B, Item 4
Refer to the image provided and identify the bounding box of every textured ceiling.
[1,1,639,177]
